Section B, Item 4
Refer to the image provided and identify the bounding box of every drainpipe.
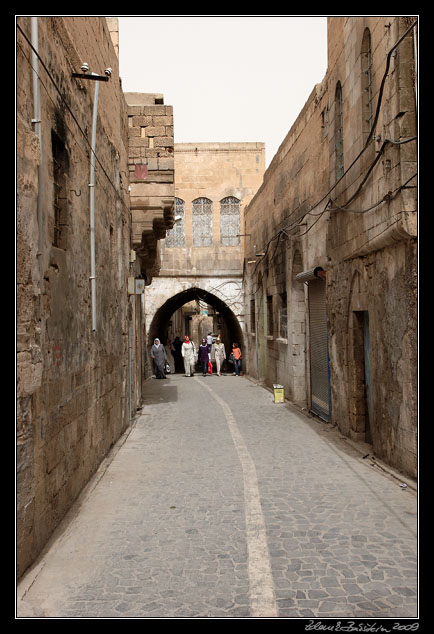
[255,286,259,380]
[30,18,43,261]
[89,76,100,331]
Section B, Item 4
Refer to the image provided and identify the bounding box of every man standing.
[206,332,213,353]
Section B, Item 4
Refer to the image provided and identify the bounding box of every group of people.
[151,334,242,378]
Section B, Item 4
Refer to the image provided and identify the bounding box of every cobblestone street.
[17,374,418,619]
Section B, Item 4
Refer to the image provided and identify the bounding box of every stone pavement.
[17,373,418,619]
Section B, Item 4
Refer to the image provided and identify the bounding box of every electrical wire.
[329,172,417,214]
[329,137,417,212]
[248,19,418,273]
[343,213,409,261]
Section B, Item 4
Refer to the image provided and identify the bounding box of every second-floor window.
[267,295,273,336]
[220,196,240,246]
[279,292,288,339]
[335,81,344,180]
[361,28,374,149]
[193,197,213,246]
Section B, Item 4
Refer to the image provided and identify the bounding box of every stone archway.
[147,286,244,374]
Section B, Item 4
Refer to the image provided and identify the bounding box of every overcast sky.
[117,15,328,167]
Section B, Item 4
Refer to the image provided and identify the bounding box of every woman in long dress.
[151,338,167,379]
[214,336,226,376]
[198,338,210,376]
[181,335,196,377]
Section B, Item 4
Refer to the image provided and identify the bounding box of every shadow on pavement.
[141,377,179,405]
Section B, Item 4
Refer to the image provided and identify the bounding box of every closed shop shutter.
[308,279,331,421]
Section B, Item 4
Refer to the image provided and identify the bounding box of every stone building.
[144,142,265,373]
[243,17,417,478]
[125,91,175,409]
[16,17,175,578]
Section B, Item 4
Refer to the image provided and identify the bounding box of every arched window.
[220,196,240,246]
[165,198,185,247]
[361,28,374,146]
[192,197,213,246]
[335,81,344,180]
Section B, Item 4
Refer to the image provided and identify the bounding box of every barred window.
[193,197,213,246]
[220,196,240,246]
[279,292,287,339]
[165,198,185,247]
[267,295,273,336]
[250,299,256,333]
[361,28,374,149]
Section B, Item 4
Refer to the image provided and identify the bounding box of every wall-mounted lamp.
[72,63,110,82]
[247,260,257,264]
[255,252,266,257]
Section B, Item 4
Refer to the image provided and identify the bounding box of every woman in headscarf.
[213,335,226,376]
[198,338,210,376]
[151,338,167,379]
[181,335,196,377]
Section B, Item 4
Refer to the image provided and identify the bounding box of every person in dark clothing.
[172,336,183,372]
[151,338,167,379]
[198,338,210,376]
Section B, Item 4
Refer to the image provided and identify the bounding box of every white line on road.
[195,378,278,618]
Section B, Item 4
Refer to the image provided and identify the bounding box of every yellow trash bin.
[273,384,285,403]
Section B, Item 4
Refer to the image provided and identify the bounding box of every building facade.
[243,17,417,477]
[144,142,265,373]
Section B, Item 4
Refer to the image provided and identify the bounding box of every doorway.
[351,311,373,443]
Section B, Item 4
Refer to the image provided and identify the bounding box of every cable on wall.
[248,19,418,272]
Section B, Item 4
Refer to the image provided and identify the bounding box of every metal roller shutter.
[308,279,331,421]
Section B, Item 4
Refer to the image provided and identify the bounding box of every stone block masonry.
[17,16,131,578]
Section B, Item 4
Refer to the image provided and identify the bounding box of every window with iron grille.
[267,295,273,336]
[279,292,287,339]
[250,299,256,333]
[335,81,344,180]
[361,28,375,150]
[165,198,186,247]
[192,197,213,246]
[220,196,240,246]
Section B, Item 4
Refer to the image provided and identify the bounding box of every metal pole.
[30,18,43,259]
[89,76,99,331]
[128,324,133,422]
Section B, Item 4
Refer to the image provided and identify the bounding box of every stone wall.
[325,17,417,476]
[125,92,175,284]
[17,16,131,577]
[160,143,265,277]
[243,16,417,477]
[244,79,329,404]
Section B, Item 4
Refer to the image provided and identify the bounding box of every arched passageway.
[148,287,244,372]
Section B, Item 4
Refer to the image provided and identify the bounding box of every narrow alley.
[17,373,417,619]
